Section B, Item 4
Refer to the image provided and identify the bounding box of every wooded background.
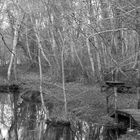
[0,0,139,83]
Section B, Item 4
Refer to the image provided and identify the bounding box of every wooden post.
[137,86,140,109]
[129,116,132,129]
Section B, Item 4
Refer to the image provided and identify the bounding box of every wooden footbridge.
[103,81,140,133]
[110,109,140,130]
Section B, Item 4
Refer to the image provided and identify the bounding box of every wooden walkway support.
[105,81,125,123]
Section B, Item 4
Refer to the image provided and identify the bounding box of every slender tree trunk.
[92,36,102,82]
[26,26,32,60]
[51,28,61,80]
[37,35,48,115]
[58,30,68,119]
[73,39,84,71]
[7,18,20,140]
[70,34,75,63]
[7,22,19,81]
[86,38,95,77]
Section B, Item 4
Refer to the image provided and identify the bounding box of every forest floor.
[19,72,138,124]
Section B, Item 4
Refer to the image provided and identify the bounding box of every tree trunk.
[86,38,95,77]
[58,30,67,119]
[7,22,19,81]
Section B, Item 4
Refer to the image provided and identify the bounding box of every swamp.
[0,0,140,140]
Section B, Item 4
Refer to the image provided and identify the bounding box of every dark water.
[42,120,120,140]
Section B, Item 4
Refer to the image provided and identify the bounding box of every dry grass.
[16,72,138,124]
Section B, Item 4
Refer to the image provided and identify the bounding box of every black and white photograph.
[0,0,139,140]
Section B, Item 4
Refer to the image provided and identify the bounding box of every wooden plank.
[119,109,140,117]
[110,109,140,124]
